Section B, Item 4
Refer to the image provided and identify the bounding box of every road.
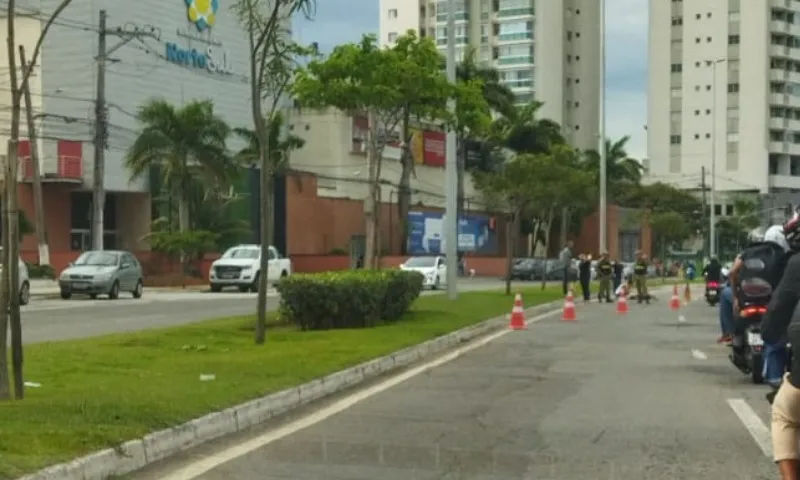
[133,288,779,480]
[21,278,511,344]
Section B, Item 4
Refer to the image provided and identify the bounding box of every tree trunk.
[504,212,515,296]
[255,123,271,345]
[540,209,555,291]
[363,111,381,269]
[397,110,412,256]
[456,138,466,218]
[6,140,22,398]
[0,172,10,401]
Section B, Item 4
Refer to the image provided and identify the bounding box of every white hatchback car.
[399,256,447,289]
[0,253,30,305]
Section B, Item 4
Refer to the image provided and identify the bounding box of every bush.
[28,263,55,279]
[276,269,424,330]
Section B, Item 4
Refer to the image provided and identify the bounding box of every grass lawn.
[0,286,563,478]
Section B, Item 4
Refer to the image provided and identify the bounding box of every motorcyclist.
[759,216,800,479]
[703,257,722,283]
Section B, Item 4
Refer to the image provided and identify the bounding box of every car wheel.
[250,272,260,293]
[432,276,440,290]
[19,281,29,306]
[108,281,120,300]
[272,270,288,288]
[89,294,98,300]
[132,280,143,299]
[60,290,71,300]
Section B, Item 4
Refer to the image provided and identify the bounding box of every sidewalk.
[27,279,277,297]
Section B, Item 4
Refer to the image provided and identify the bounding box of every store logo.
[186,0,218,32]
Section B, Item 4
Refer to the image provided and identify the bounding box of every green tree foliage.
[648,211,690,259]
[125,100,234,234]
[233,111,305,169]
[583,136,644,200]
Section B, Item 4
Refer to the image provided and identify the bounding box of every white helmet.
[764,224,790,252]
[747,227,765,243]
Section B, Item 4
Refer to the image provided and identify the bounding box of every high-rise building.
[648,0,800,198]
[379,0,601,150]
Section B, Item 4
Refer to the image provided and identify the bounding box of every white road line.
[156,308,562,480]
[691,349,707,360]
[727,398,773,457]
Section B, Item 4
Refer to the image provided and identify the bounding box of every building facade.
[378,0,601,151]
[0,0,251,259]
[647,0,800,201]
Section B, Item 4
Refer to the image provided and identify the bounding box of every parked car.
[58,250,144,300]
[400,255,446,289]
[509,258,537,280]
[209,244,292,292]
[0,250,30,305]
[544,259,578,281]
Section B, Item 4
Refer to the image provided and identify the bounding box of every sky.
[293,0,648,159]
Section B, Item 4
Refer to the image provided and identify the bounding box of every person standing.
[559,240,574,295]
[612,259,624,293]
[595,251,613,303]
[633,252,650,304]
[578,254,592,302]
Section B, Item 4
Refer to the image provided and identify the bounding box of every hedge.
[276,269,424,330]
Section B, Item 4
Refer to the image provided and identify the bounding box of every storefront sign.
[165,0,234,75]
[165,43,235,75]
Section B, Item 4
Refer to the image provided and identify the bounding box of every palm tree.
[125,99,233,233]
[583,136,644,189]
[456,49,516,117]
[493,101,566,155]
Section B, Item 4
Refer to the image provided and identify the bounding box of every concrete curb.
[18,298,563,480]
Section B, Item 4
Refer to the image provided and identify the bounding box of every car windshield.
[223,248,260,259]
[74,251,118,266]
[405,257,437,267]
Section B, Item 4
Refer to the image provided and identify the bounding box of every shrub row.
[276,269,424,330]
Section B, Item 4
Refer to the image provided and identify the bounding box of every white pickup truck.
[209,244,292,292]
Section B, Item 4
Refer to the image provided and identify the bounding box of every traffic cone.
[669,285,681,311]
[508,292,526,330]
[562,289,576,322]
[616,286,629,314]
[683,283,692,304]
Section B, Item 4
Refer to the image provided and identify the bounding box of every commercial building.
[0,0,250,263]
[378,0,601,150]
[647,0,800,214]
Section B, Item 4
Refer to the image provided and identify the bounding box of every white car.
[209,244,292,292]
[0,254,30,305]
[400,255,446,289]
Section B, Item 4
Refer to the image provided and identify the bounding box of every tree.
[294,33,449,270]
[0,0,76,401]
[583,136,644,200]
[234,0,314,345]
[492,101,566,156]
[392,32,452,255]
[125,99,233,235]
[616,182,704,234]
[649,211,691,260]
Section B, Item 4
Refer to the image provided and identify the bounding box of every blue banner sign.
[407,210,498,255]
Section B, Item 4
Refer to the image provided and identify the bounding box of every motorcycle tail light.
[740,306,767,318]
[707,282,719,288]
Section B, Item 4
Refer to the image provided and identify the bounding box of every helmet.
[764,224,790,252]
[783,213,800,250]
[748,227,765,243]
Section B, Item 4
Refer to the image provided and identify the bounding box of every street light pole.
[710,58,725,258]
[598,0,607,253]
[444,0,458,299]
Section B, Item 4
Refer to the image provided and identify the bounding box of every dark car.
[509,258,537,280]
[545,259,578,281]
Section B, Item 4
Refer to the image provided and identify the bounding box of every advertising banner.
[406,210,498,255]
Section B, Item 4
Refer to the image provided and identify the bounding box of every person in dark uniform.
[596,251,613,303]
[612,259,624,293]
[633,252,650,304]
[578,253,592,302]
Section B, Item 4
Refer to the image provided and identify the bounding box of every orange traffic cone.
[509,292,526,330]
[616,286,629,314]
[669,285,681,311]
[683,283,692,304]
[562,289,576,322]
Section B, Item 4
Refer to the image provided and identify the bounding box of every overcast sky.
[293,0,647,159]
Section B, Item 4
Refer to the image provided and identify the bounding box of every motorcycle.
[705,280,721,306]
[730,304,767,384]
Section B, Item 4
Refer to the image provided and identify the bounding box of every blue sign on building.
[165,42,235,75]
[406,210,498,255]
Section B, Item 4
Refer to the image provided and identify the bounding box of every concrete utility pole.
[701,166,707,254]
[18,46,48,265]
[445,0,458,299]
[709,58,725,258]
[598,0,607,254]
[92,10,159,250]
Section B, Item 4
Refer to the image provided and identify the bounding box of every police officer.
[634,251,650,304]
[595,251,613,303]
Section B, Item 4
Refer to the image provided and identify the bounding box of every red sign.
[423,130,445,167]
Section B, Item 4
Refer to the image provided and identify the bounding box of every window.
[728,83,740,93]
[696,37,701,43]
[706,36,712,42]
[671,17,683,26]
[728,35,740,45]
[696,13,701,19]
[388,8,397,18]
[694,109,700,115]
[671,87,681,97]
[671,63,682,73]
[706,109,711,114]
[388,32,398,42]
[694,134,700,139]
[670,135,681,144]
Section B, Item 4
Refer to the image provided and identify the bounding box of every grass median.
[0,285,563,478]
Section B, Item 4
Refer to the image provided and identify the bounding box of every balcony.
[19,139,84,184]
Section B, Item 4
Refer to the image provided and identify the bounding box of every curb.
[18,299,562,480]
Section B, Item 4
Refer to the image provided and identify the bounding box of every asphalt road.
[21,278,513,344]
[133,287,779,480]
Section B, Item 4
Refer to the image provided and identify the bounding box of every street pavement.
[132,287,779,480]
[21,278,512,343]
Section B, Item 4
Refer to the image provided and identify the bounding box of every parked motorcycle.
[705,280,721,306]
[730,304,767,384]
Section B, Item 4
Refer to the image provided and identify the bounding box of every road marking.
[691,349,707,360]
[156,308,562,480]
[727,398,772,457]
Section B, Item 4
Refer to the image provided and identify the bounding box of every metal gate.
[349,234,366,268]
[618,232,640,262]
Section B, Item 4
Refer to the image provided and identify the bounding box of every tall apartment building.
[648,0,800,200]
[378,0,601,150]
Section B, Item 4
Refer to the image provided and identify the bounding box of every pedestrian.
[559,240,574,296]
[633,252,650,304]
[595,251,613,303]
[612,259,623,293]
[578,253,592,302]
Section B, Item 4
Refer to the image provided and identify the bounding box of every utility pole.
[444,0,458,299]
[598,0,607,254]
[92,10,159,250]
[709,58,725,258]
[700,166,707,255]
[18,46,48,265]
